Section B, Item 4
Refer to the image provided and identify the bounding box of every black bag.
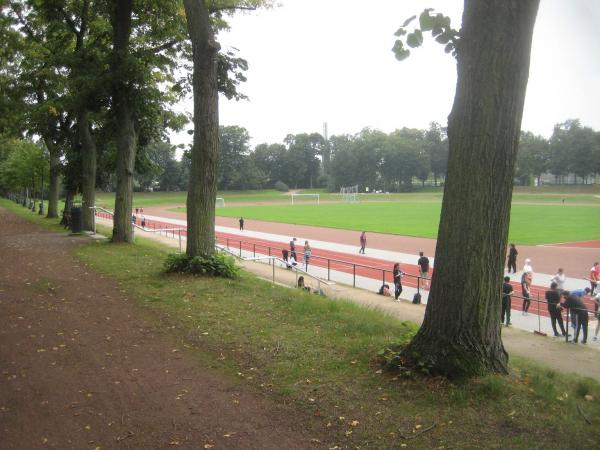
[412,293,421,304]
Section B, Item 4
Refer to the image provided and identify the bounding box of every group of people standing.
[377,252,430,303]
[282,237,312,270]
[504,243,600,344]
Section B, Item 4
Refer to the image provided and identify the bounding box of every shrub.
[164,252,239,278]
[274,180,289,192]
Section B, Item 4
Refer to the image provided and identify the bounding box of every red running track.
[98,212,598,320]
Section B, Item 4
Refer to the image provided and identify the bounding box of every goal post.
[340,185,359,203]
[216,197,225,208]
[291,193,320,205]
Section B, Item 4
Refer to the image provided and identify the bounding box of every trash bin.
[71,207,83,233]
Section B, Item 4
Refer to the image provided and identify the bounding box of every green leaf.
[419,9,435,31]
[406,30,423,48]
[394,27,407,37]
[435,32,451,45]
[401,15,417,28]
[444,43,454,54]
[392,42,411,61]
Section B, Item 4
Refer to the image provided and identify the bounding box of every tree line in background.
[0,0,268,254]
[108,117,598,194]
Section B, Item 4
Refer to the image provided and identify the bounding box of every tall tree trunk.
[110,0,137,243]
[112,103,137,242]
[184,0,219,257]
[404,0,540,378]
[45,140,61,219]
[79,109,97,230]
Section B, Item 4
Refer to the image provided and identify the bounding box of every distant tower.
[322,122,328,141]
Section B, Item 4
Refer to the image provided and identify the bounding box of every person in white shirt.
[551,268,566,295]
[522,258,533,274]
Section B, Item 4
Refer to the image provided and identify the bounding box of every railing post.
[566,308,570,342]
[239,240,242,257]
[268,247,271,265]
[537,292,541,333]
[353,264,356,288]
[253,243,256,258]
[327,259,330,281]
[382,269,385,287]
[417,275,421,295]
[226,238,229,249]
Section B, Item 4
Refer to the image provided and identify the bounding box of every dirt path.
[0,208,328,450]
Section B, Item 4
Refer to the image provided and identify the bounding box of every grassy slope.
[2,198,599,449]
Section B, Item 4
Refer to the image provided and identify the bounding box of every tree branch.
[57,6,81,38]
[148,39,178,54]
[209,5,257,13]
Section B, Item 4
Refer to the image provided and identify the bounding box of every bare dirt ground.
[0,208,329,450]
[147,206,597,277]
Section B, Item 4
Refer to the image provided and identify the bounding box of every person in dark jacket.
[507,243,518,273]
[392,263,404,302]
[560,290,589,344]
[239,217,244,231]
[521,271,532,314]
[417,252,430,289]
[545,282,566,337]
[501,276,513,326]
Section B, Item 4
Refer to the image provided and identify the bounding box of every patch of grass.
[70,235,600,448]
[216,201,598,245]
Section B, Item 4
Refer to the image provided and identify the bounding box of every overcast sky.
[173,0,600,148]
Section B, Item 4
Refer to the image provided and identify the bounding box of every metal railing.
[216,234,427,293]
[93,207,187,251]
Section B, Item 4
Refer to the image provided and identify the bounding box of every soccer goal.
[291,193,320,205]
[216,197,225,208]
[340,185,359,203]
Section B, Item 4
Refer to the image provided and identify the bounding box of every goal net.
[216,197,225,208]
[340,185,359,203]
[291,193,320,205]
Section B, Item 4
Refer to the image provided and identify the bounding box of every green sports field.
[215,201,599,245]
[92,188,600,245]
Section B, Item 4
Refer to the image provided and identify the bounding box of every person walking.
[417,252,430,289]
[392,263,405,302]
[507,243,518,273]
[551,268,566,297]
[303,240,312,269]
[359,231,366,254]
[590,262,599,295]
[239,217,244,231]
[545,282,566,337]
[521,271,532,315]
[560,290,589,344]
[501,276,513,326]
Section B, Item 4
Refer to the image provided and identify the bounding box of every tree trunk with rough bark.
[78,109,97,230]
[183,0,219,257]
[404,0,540,378]
[110,0,137,243]
[46,140,61,219]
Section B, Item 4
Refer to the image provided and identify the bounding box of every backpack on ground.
[412,293,421,304]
